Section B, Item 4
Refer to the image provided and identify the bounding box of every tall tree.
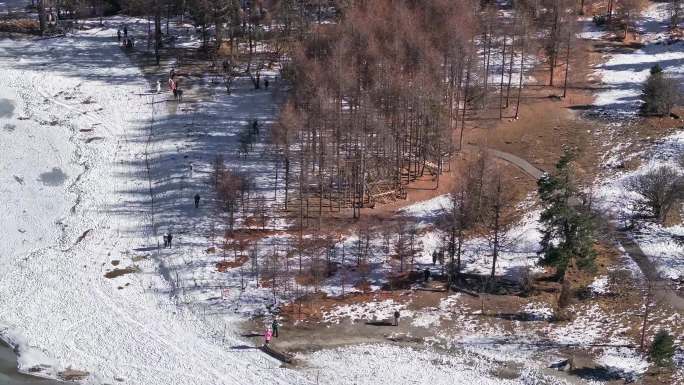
[537,151,596,280]
[482,168,515,284]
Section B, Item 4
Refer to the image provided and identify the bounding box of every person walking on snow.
[271,319,279,338]
[117,29,121,42]
[163,233,169,248]
[252,119,259,135]
[264,78,269,89]
[424,268,430,282]
[156,79,161,93]
[264,328,273,346]
[167,232,173,248]
[123,25,128,38]
[393,310,400,326]
[194,193,200,208]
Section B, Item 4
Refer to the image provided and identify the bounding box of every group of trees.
[274,0,480,220]
[84,0,670,294]
[441,150,599,287]
[199,1,609,293]
[641,64,681,117]
[271,0,591,222]
[440,151,516,287]
[34,0,118,34]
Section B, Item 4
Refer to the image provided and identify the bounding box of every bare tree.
[671,0,683,30]
[222,55,239,94]
[394,221,409,274]
[216,168,244,232]
[619,0,643,40]
[627,166,683,223]
[443,165,478,284]
[481,168,516,286]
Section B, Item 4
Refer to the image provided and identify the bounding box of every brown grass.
[216,255,249,272]
[104,266,138,279]
[0,19,39,34]
[58,368,89,381]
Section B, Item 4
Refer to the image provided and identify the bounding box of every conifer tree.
[641,64,680,116]
[537,151,595,280]
[650,330,676,367]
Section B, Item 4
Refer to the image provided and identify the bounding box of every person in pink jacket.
[264,328,273,346]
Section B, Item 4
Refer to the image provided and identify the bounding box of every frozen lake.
[0,342,61,385]
[0,40,80,259]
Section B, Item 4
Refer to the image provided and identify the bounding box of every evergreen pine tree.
[537,151,596,280]
[641,64,680,116]
[650,330,676,367]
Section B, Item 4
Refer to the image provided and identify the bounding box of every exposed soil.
[104,266,138,279]
[57,368,89,381]
[0,19,39,35]
[245,241,682,383]
[216,256,249,272]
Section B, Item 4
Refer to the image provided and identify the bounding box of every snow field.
[595,130,684,281]
[0,19,305,385]
[300,344,590,385]
[591,2,684,115]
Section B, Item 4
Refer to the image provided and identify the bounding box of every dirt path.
[463,144,546,179]
[615,232,684,311]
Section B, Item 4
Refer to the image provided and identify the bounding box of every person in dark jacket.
[252,119,259,135]
[194,193,200,208]
[167,232,173,248]
[117,29,121,42]
[393,310,400,326]
[271,319,279,338]
[424,268,430,282]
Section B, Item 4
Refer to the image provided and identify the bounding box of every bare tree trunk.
[505,33,516,108]
[38,0,46,35]
[154,0,162,65]
[549,6,559,87]
[490,184,501,283]
[563,31,571,98]
[515,36,526,120]
[459,56,472,150]
[499,35,507,119]
[607,0,614,25]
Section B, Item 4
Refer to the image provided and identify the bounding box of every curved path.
[463,144,546,179]
[465,145,684,311]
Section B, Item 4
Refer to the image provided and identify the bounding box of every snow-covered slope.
[593,2,684,116]
[591,2,684,282]
[0,24,302,385]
